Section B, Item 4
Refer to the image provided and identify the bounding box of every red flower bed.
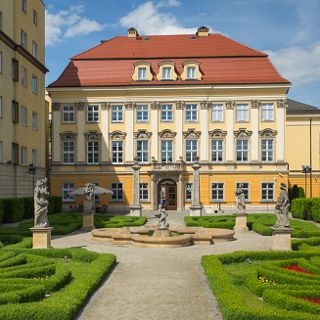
[303,296,320,304]
[282,264,314,275]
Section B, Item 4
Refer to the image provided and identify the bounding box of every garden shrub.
[3,199,25,223]
[21,198,34,219]
[291,198,312,219]
[289,185,305,202]
[0,200,4,225]
[310,198,320,222]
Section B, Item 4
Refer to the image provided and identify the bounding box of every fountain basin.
[131,233,192,248]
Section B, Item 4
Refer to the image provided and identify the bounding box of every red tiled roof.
[49,33,290,87]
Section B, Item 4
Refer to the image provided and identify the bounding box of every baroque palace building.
[0,0,47,198]
[47,27,320,214]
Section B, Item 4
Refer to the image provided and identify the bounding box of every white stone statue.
[158,207,169,230]
[34,178,49,228]
[83,183,95,215]
[235,184,246,215]
[274,183,290,229]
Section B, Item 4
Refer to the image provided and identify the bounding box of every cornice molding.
[209,129,227,138]
[234,128,253,138]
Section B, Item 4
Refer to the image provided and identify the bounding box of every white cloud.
[267,43,320,86]
[45,5,106,46]
[120,1,209,35]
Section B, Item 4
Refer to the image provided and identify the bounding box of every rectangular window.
[236,182,249,201]
[211,140,223,162]
[111,182,123,201]
[211,183,224,202]
[185,139,198,162]
[87,141,99,164]
[0,96,2,118]
[161,140,173,162]
[12,101,19,123]
[261,139,273,162]
[0,51,3,73]
[186,66,196,79]
[12,143,19,164]
[161,104,173,121]
[20,65,28,88]
[32,111,38,130]
[62,105,74,123]
[22,0,27,13]
[212,104,224,122]
[62,183,74,202]
[162,67,171,79]
[112,141,123,163]
[12,59,19,81]
[138,67,147,80]
[185,183,192,202]
[0,141,3,162]
[136,105,148,122]
[261,182,274,202]
[236,104,249,121]
[185,104,198,121]
[33,10,38,25]
[261,103,274,121]
[21,106,28,126]
[32,149,37,166]
[140,183,149,201]
[137,140,148,163]
[236,139,248,162]
[63,141,75,164]
[32,75,37,93]
[111,105,123,122]
[87,105,99,122]
[32,41,38,58]
[21,30,27,49]
[21,146,27,166]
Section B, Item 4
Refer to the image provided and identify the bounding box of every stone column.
[251,100,260,162]
[200,101,209,161]
[175,101,184,160]
[276,99,286,162]
[151,174,158,210]
[101,102,110,163]
[151,102,159,161]
[125,102,135,162]
[52,103,61,164]
[76,102,85,164]
[177,175,185,211]
[226,100,235,162]
[130,159,142,216]
[189,157,203,216]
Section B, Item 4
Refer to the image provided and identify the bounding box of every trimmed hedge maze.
[202,244,320,320]
[0,241,115,320]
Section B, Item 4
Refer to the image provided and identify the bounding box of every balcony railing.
[152,162,183,171]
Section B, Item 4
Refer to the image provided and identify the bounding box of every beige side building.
[0,0,48,198]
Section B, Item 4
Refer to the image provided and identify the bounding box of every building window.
[22,0,27,13]
[211,183,224,202]
[186,66,196,79]
[236,139,248,162]
[32,41,38,58]
[185,183,192,202]
[62,183,74,202]
[63,141,75,164]
[112,141,123,163]
[0,51,3,73]
[32,149,37,166]
[21,106,28,126]
[12,59,19,81]
[138,67,147,80]
[32,75,38,94]
[12,101,19,123]
[112,105,123,122]
[236,182,249,201]
[261,139,273,162]
[140,183,149,201]
[236,104,249,122]
[87,141,99,164]
[0,96,2,118]
[87,105,99,122]
[21,66,28,88]
[185,139,198,162]
[211,140,223,162]
[137,140,148,163]
[21,30,27,49]
[161,140,173,162]
[261,182,274,202]
[33,10,37,25]
[32,111,38,130]
[162,67,171,80]
[136,105,148,122]
[161,104,173,121]
[261,103,274,121]
[12,143,19,164]
[0,141,3,162]
[185,104,198,121]
[111,182,123,201]
[212,104,224,122]
[62,105,74,123]
[21,146,27,166]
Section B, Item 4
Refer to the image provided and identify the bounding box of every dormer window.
[157,62,177,81]
[181,61,202,80]
[132,62,152,81]
[162,67,171,80]
[138,67,147,80]
[187,66,196,79]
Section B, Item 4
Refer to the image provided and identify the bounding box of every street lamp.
[28,164,37,196]
[302,165,312,197]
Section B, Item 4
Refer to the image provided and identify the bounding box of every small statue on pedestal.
[83,183,95,215]
[235,184,246,215]
[34,178,49,228]
[273,183,290,229]
[158,207,169,230]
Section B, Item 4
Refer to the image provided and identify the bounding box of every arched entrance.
[157,179,177,210]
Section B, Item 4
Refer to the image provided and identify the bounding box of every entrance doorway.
[157,179,177,210]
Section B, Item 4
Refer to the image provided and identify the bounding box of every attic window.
[181,61,202,81]
[157,62,178,81]
[132,62,152,81]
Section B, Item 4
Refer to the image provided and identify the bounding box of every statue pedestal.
[30,227,53,249]
[82,214,95,231]
[189,205,203,216]
[130,205,142,217]
[234,214,248,232]
[271,227,292,251]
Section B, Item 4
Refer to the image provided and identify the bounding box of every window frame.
[62,140,75,164]
[111,182,124,202]
[111,140,123,164]
[21,105,28,127]
[185,104,198,122]
[261,182,275,202]
[160,140,173,163]
[32,75,38,94]
[236,139,249,162]
[111,105,123,123]
[136,139,149,163]
[211,139,224,162]
[21,30,27,49]
[162,67,172,80]
[261,103,275,122]
[186,66,196,79]
[261,139,274,162]
[236,103,249,122]
[31,149,37,166]
[62,104,75,123]
[62,183,75,202]
[211,182,225,202]
[20,146,28,166]
[32,111,38,130]
[32,41,38,58]
[87,105,99,123]
[136,105,149,122]
[21,0,27,13]
[139,183,149,201]
[87,141,99,165]
[185,139,198,163]
[212,104,224,122]
[137,67,147,80]
[161,104,173,122]
[20,65,28,88]
[12,101,19,124]
[33,9,38,25]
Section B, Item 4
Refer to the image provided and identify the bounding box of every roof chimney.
[197,26,209,37]
[128,27,139,38]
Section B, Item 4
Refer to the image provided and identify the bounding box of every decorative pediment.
[84,130,102,140]
[234,128,253,138]
[209,129,227,138]
[158,129,176,139]
[60,131,77,139]
[183,128,201,139]
[276,99,288,109]
[109,130,126,140]
[226,100,236,110]
[259,128,278,137]
[175,100,185,110]
[134,129,152,139]
[251,100,261,109]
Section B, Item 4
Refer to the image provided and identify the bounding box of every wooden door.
[166,185,177,210]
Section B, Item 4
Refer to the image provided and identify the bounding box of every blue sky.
[45,0,320,107]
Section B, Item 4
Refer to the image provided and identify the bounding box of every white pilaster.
[200,104,209,161]
[277,105,285,161]
[226,101,235,161]
[52,108,61,163]
[101,103,109,163]
[77,105,85,163]
[251,101,259,161]
[151,104,159,160]
[125,104,134,162]
[176,104,183,160]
